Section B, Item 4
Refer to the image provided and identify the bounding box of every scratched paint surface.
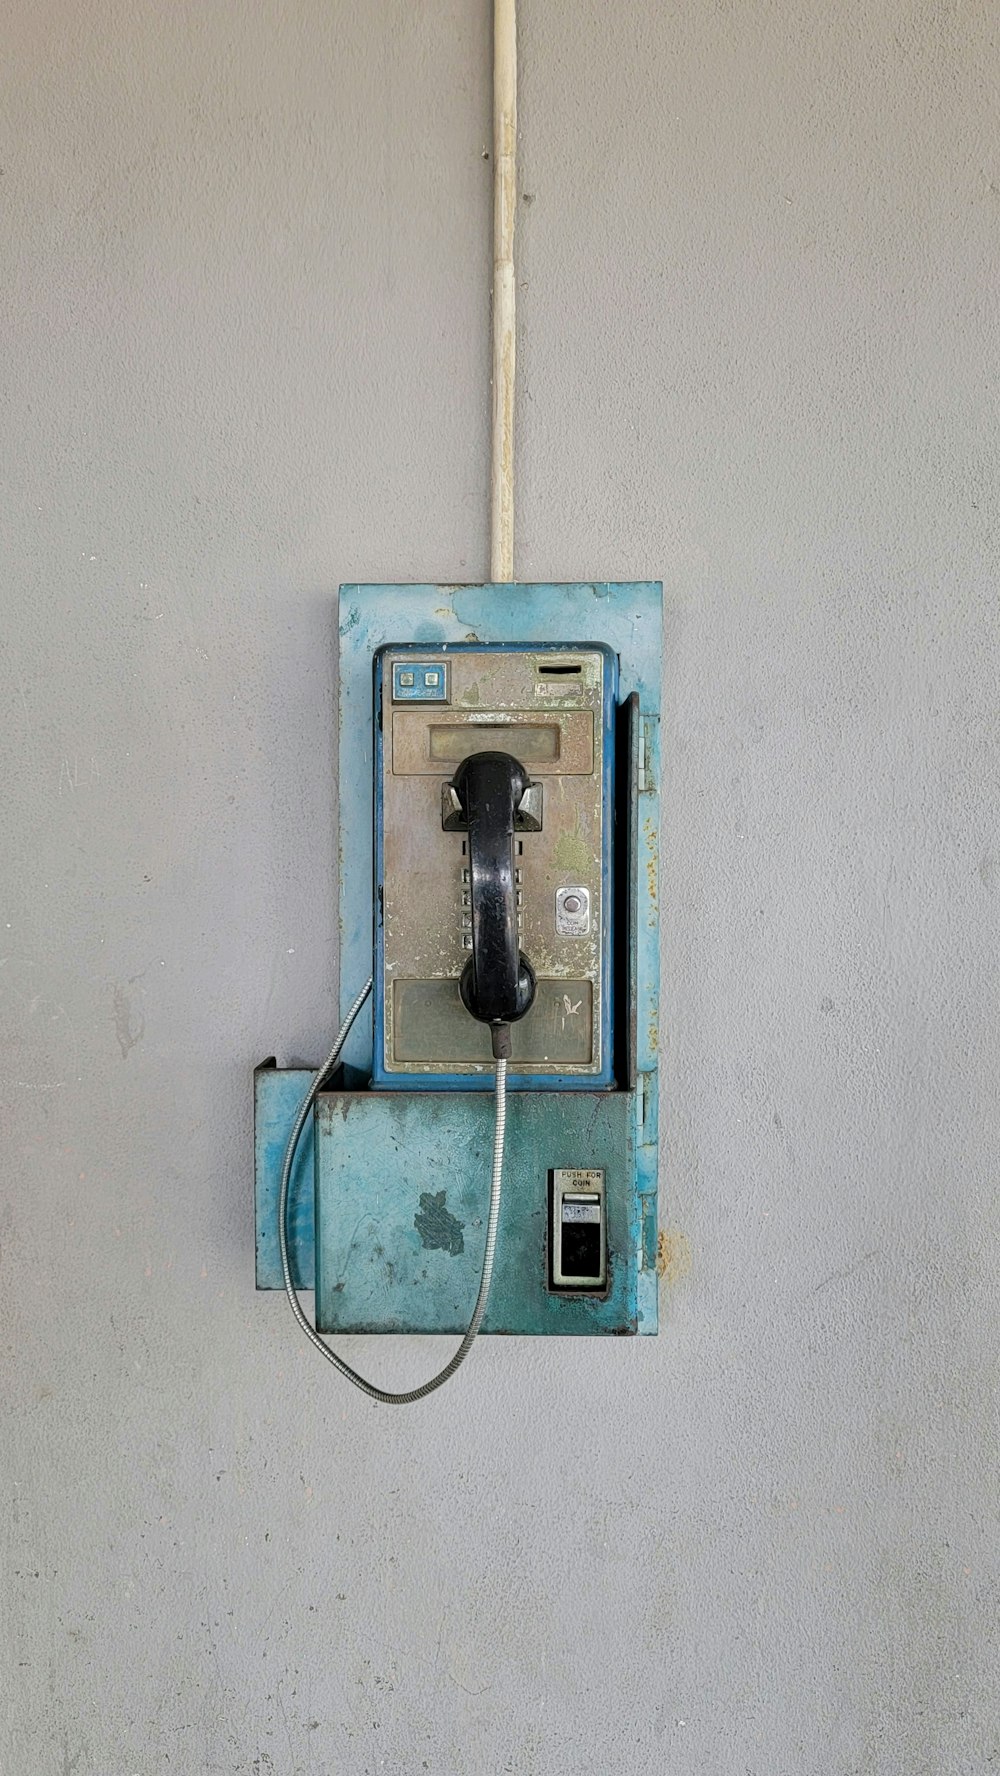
[312,1088,638,1335]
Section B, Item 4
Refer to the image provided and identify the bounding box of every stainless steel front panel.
[380,647,608,1075]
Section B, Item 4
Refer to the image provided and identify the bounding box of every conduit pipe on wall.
[490,0,517,582]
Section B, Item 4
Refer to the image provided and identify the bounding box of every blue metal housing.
[254,583,661,1337]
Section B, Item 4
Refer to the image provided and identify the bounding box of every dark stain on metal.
[414,1190,465,1256]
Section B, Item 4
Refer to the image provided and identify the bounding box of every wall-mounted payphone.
[254,582,660,1402]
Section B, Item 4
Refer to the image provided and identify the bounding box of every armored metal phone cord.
[277,976,508,1404]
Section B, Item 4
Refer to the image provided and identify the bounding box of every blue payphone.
[253,582,661,1401]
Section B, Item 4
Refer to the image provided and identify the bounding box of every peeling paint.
[414,1190,465,1257]
[643,817,658,913]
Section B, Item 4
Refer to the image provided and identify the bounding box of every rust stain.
[643,818,658,910]
[656,1229,692,1285]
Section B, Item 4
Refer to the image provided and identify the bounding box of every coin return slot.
[549,1170,607,1292]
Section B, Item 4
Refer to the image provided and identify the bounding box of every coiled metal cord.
[277,976,508,1404]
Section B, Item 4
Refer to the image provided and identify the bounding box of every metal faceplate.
[373,644,616,1086]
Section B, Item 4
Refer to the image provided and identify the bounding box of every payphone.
[253,581,661,1402]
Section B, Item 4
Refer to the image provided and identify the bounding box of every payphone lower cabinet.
[311,1090,637,1335]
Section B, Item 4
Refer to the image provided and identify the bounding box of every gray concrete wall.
[2,3,997,1771]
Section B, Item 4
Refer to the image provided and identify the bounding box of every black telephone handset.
[447,751,541,1056]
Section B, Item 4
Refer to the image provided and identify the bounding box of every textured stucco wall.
[2,3,997,1771]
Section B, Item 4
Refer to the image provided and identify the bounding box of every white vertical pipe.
[490,0,517,583]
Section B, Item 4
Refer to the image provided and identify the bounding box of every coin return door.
[550,1170,607,1291]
